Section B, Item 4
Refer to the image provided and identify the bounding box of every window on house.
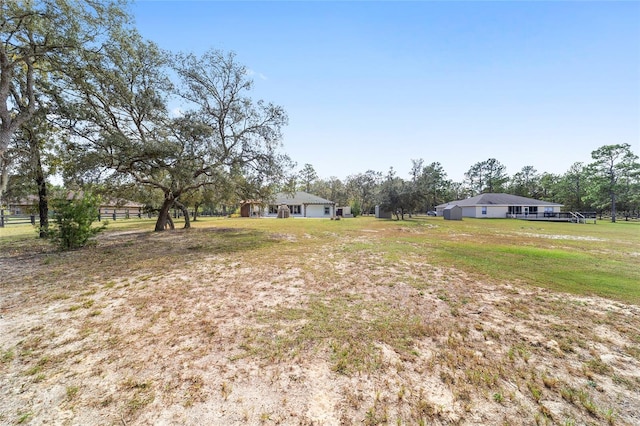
[289,205,301,214]
[268,205,278,214]
[481,206,487,215]
[324,206,330,215]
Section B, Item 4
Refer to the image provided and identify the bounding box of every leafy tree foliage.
[555,163,589,212]
[0,0,130,198]
[47,191,106,250]
[345,170,381,215]
[298,163,318,193]
[312,176,348,206]
[61,35,290,231]
[8,111,59,237]
[587,143,639,222]
[509,166,541,198]
[413,160,450,211]
[464,158,508,195]
[377,168,420,220]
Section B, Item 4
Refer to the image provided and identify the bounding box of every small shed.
[240,200,263,217]
[443,204,462,221]
[375,205,392,219]
[336,206,353,218]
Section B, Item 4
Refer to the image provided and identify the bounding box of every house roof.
[271,191,335,205]
[443,204,462,211]
[437,193,563,208]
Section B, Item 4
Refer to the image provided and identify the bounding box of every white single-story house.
[436,193,563,219]
[241,191,336,218]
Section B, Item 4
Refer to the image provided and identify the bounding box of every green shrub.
[47,192,107,250]
[350,200,361,217]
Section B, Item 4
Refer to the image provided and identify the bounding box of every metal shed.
[375,205,392,219]
[443,204,462,221]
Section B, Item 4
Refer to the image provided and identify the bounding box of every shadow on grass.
[0,227,283,291]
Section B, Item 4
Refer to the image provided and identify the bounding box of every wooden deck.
[508,212,597,224]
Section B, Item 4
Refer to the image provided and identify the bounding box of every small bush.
[350,200,361,217]
[47,192,107,250]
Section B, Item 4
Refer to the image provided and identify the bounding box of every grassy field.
[1,216,639,425]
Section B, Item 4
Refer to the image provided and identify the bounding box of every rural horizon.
[1,216,639,424]
[1,1,639,425]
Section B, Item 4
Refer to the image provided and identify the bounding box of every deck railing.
[505,212,596,223]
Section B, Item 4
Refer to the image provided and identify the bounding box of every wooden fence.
[97,210,150,221]
[1,209,152,227]
[0,211,36,227]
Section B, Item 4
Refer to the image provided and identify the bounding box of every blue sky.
[131,1,640,182]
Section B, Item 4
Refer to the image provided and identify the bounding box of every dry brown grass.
[1,217,639,425]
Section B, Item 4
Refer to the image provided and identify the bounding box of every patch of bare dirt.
[1,229,639,425]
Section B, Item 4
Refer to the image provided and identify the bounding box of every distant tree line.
[1,1,638,232]
[291,143,639,222]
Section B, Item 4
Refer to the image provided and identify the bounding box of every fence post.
[0,210,4,227]
[31,215,36,225]
[112,212,117,221]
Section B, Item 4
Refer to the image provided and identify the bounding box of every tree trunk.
[31,143,48,238]
[175,200,190,229]
[155,196,175,231]
[166,214,174,230]
[611,191,616,223]
[193,203,200,221]
[0,153,9,205]
[36,165,48,238]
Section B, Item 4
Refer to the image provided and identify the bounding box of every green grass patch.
[430,241,640,303]
[2,216,638,304]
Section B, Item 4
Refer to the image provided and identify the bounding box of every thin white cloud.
[247,68,268,81]
[170,107,184,118]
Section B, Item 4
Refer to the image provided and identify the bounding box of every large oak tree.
[61,33,289,231]
[0,0,129,202]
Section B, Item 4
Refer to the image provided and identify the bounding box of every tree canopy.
[1,1,638,227]
[0,0,129,191]
[60,36,290,230]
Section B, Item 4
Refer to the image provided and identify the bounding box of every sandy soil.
[1,227,639,425]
